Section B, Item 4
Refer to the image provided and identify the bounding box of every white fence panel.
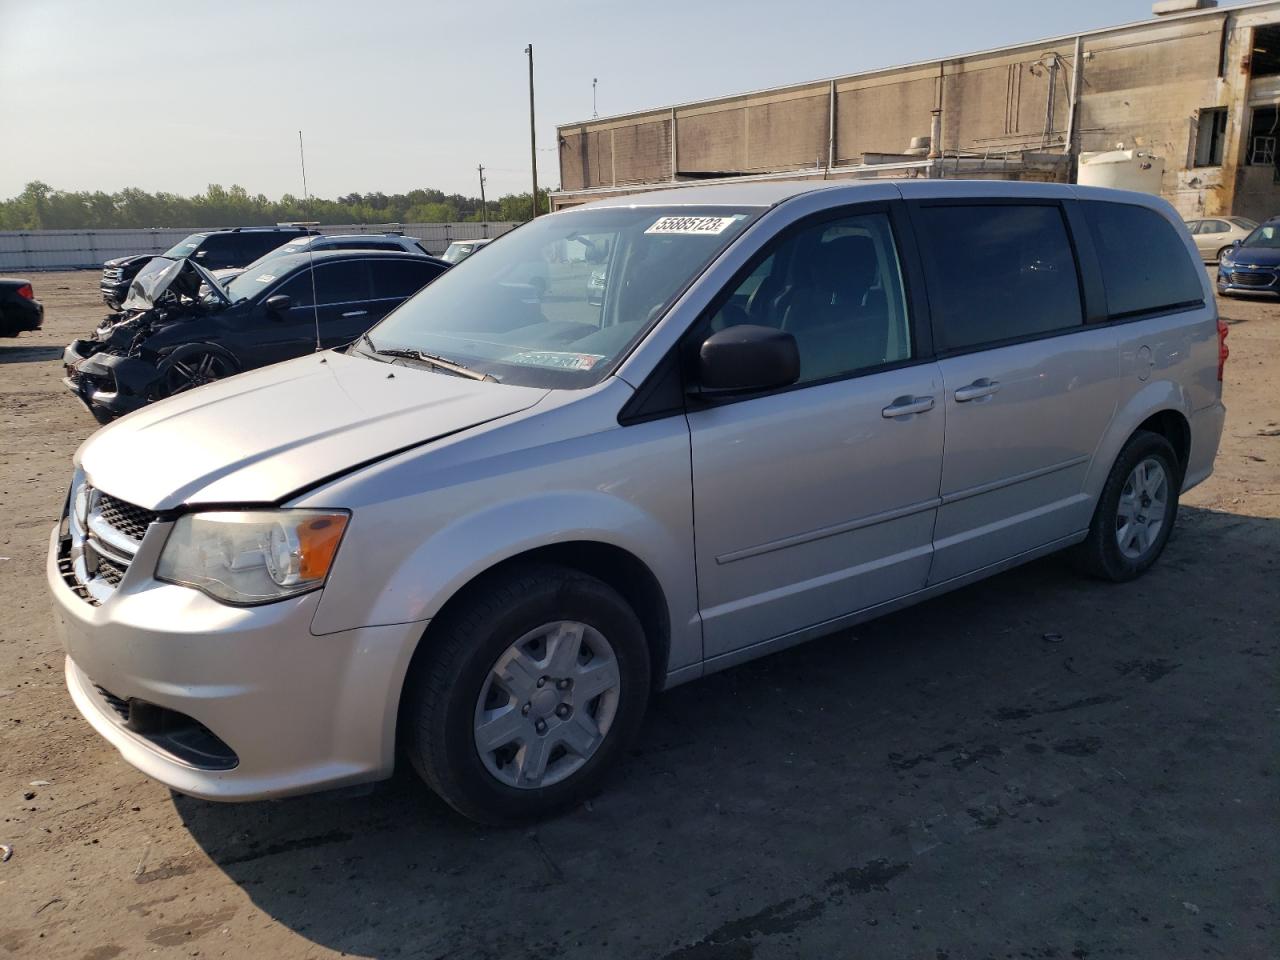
[0,222,520,272]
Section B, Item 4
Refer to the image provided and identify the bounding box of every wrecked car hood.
[76,351,548,510]
[121,257,230,312]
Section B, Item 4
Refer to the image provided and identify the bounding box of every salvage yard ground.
[1,270,1277,959]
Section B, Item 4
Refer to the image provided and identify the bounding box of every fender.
[1083,377,1192,503]
[309,487,701,670]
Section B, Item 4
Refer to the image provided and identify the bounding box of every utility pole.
[593,77,598,118]
[525,43,539,218]
[477,164,487,222]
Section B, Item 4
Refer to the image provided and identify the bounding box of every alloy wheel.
[164,351,234,395]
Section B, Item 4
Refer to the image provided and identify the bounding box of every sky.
[0,0,1262,201]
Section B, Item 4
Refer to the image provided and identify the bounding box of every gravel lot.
[0,270,1276,960]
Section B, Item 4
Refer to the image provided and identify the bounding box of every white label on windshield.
[645,216,737,236]
[254,274,276,283]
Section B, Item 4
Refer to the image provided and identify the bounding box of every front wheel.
[1074,431,1181,582]
[156,346,238,397]
[401,564,651,824]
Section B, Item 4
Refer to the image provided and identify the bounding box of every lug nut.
[536,677,547,688]
[534,719,547,734]
[521,703,531,716]
[556,678,572,690]
[555,704,571,719]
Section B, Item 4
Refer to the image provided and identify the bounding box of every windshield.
[441,242,481,264]
[363,206,760,388]
[161,233,205,259]
[1242,223,1280,249]
[222,252,310,303]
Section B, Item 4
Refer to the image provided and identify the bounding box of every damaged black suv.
[100,226,316,310]
[66,250,448,422]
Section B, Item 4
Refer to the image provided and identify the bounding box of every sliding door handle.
[954,378,1001,402]
[881,395,935,418]
[341,310,368,318]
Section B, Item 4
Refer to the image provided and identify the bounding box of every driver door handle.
[341,310,368,318]
[954,378,1001,402]
[881,395,935,418]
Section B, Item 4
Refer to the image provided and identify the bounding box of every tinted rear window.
[914,204,1083,351]
[1083,201,1204,319]
[369,259,443,298]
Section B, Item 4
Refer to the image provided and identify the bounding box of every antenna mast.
[299,130,322,353]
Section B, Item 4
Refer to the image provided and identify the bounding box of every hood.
[1226,245,1280,268]
[77,351,549,510]
[104,254,155,269]
[121,257,230,311]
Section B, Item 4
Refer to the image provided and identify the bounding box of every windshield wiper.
[359,334,496,382]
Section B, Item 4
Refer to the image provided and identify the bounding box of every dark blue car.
[1217,218,1280,296]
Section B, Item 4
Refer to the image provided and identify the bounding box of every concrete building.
[552,0,1280,221]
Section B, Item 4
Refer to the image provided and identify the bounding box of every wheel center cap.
[530,687,559,719]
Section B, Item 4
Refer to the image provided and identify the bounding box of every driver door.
[685,204,945,660]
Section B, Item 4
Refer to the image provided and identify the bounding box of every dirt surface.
[0,271,1276,960]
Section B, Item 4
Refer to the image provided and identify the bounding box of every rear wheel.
[401,564,651,824]
[1075,431,1181,582]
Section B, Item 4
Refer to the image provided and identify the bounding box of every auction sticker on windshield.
[510,350,606,371]
[645,216,739,236]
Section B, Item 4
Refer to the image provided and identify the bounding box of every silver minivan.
[49,180,1227,824]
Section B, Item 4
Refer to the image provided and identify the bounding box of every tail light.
[17,284,33,300]
[1217,317,1229,382]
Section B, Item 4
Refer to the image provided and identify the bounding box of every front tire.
[402,564,651,824]
[1075,430,1181,582]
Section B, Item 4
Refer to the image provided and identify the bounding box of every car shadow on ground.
[0,344,63,364]
[174,506,1278,959]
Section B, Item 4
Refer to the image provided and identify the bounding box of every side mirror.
[1233,239,1243,247]
[694,325,800,395]
[265,294,292,314]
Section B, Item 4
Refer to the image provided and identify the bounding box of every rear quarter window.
[1083,201,1204,320]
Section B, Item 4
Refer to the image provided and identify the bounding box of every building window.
[1248,105,1279,166]
[1194,108,1228,167]
[1250,25,1280,78]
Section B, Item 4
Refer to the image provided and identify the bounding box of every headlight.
[157,509,349,605]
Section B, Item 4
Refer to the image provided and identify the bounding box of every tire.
[155,345,238,398]
[1216,246,1233,262]
[401,563,651,824]
[1074,430,1181,582]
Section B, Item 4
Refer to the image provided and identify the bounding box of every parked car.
[1184,216,1258,262]
[49,181,1224,825]
[1217,217,1280,295]
[0,278,44,337]
[440,238,492,263]
[66,250,448,422]
[100,226,316,310]
[211,233,434,285]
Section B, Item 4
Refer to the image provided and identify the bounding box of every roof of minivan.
[576,178,1097,211]
[576,179,1172,213]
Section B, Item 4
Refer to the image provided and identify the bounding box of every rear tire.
[401,564,651,824]
[1074,430,1181,582]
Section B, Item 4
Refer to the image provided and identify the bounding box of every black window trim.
[621,198,935,424]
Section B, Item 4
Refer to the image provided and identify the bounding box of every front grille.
[62,484,157,605]
[1230,271,1275,288]
[102,268,123,282]
[97,494,156,543]
[96,556,126,586]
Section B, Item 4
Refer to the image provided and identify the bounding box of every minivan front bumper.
[48,523,424,801]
